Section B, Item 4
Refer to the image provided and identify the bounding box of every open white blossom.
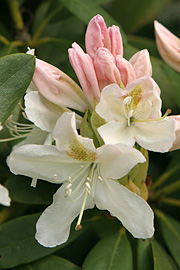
[0,184,11,206]
[96,76,176,152]
[8,112,154,247]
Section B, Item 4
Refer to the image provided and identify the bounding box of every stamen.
[18,102,25,110]
[85,182,91,194]
[98,176,103,182]
[31,178,37,188]
[131,109,171,123]
[75,191,88,230]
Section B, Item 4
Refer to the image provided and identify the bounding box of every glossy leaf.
[136,239,153,270]
[0,54,35,123]
[151,240,178,270]
[0,213,90,269]
[4,175,59,205]
[83,227,133,270]
[14,255,80,270]
[155,210,180,267]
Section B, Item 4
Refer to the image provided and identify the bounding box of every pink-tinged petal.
[94,48,121,90]
[36,183,94,247]
[108,25,123,56]
[154,21,180,72]
[33,58,87,112]
[123,76,162,119]
[116,55,136,86]
[85,14,111,59]
[170,115,180,151]
[129,49,152,78]
[69,43,101,107]
[95,178,154,239]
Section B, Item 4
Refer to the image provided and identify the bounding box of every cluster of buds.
[1,15,180,248]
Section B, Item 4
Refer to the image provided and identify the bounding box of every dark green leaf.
[14,255,80,270]
[155,210,180,267]
[0,213,90,269]
[4,175,59,205]
[151,240,178,270]
[58,0,126,43]
[105,0,172,33]
[136,239,153,270]
[0,54,35,123]
[83,227,133,270]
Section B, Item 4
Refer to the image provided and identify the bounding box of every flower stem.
[7,0,24,31]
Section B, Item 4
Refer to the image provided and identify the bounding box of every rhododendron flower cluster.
[3,15,180,248]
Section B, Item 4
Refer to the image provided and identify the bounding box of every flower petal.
[96,83,124,122]
[129,49,152,78]
[170,115,180,151]
[154,21,180,72]
[98,120,135,146]
[0,184,11,206]
[95,178,154,239]
[85,15,111,59]
[94,48,121,90]
[68,43,101,107]
[25,91,70,132]
[132,117,175,152]
[53,112,97,162]
[8,144,83,183]
[97,144,146,179]
[35,183,95,247]
[33,58,87,112]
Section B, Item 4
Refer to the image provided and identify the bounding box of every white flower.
[0,184,11,206]
[96,76,176,152]
[8,112,154,247]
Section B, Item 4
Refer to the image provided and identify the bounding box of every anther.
[86,177,91,182]
[98,176,103,182]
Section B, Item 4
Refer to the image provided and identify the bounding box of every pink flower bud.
[85,14,111,60]
[154,21,180,72]
[129,49,152,79]
[170,115,180,151]
[116,56,136,86]
[108,25,123,57]
[33,58,87,112]
[94,48,121,90]
[68,43,101,107]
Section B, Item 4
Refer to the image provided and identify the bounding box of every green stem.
[150,164,180,190]
[32,5,63,41]
[8,0,24,30]
[151,180,180,200]
[161,198,180,207]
